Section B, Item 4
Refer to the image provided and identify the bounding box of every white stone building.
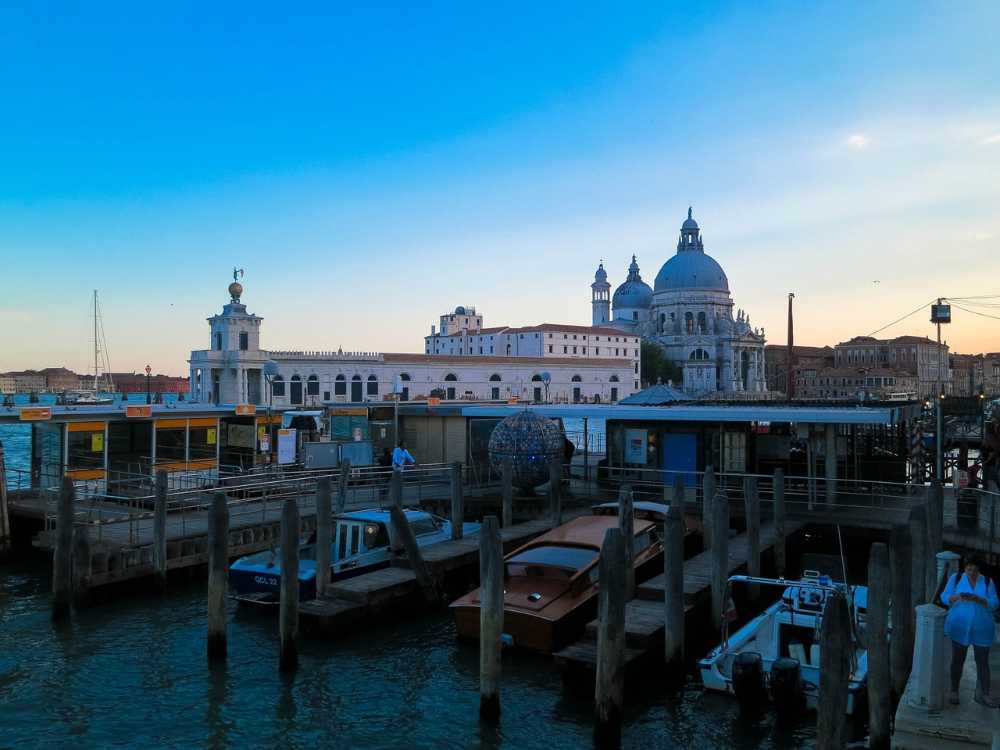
[189,279,639,406]
[597,208,767,396]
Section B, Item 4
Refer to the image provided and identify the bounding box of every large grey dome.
[654,251,729,292]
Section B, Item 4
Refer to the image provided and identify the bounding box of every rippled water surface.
[0,557,816,750]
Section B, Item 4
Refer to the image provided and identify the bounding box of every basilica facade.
[593,209,767,396]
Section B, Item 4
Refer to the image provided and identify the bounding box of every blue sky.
[1,2,999,374]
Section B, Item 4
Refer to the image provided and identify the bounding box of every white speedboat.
[698,562,869,716]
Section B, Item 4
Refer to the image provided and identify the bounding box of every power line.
[951,302,1000,321]
[865,299,935,338]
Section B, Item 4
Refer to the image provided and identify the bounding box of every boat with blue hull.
[230,508,480,604]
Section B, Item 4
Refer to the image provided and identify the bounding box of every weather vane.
[233,267,244,282]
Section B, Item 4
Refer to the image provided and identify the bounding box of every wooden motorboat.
[450,513,663,653]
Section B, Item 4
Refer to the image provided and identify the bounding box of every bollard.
[207,492,229,662]
[594,527,626,749]
[52,477,75,621]
[867,543,891,750]
[501,459,513,528]
[450,462,464,540]
[702,466,716,551]
[618,485,635,600]
[337,458,351,513]
[153,470,168,593]
[906,604,948,710]
[890,523,914,699]
[773,468,787,578]
[935,550,961,597]
[71,530,92,610]
[389,504,436,603]
[279,499,300,673]
[549,458,562,526]
[389,469,404,554]
[478,516,503,721]
[743,476,760,600]
[710,491,729,630]
[908,505,927,606]
[817,593,851,750]
[663,501,685,671]
[315,477,332,597]
[925,481,943,598]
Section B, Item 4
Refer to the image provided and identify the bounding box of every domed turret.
[591,262,611,325]
[612,255,653,310]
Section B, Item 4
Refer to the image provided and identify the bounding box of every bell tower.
[591,262,611,325]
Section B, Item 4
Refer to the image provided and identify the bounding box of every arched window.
[489,374,502,382]
[659,313,666,332]
[571,375,582,382]
[444,373,458,382]
[397,373,411,401]
[350,374,362,402]
[531,374,543,382]
[690,348,710,360]
[697,312,707,332]
[334,373,346,396]
[271,374,285,397]
[306,374,319,396]
[399,373,411,381]
[609,375,620,383]
[685,312,694,334]
[367,374,378,396]
[290,374,303,405]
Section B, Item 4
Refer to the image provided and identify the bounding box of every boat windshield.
[505,546,598,579]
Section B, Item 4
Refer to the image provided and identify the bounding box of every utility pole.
[930,299,951,482]
[786,292,796,400]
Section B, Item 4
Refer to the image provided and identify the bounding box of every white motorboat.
[698,559,869,717]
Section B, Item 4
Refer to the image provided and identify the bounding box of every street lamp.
[145,364,152,404]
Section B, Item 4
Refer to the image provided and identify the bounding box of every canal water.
[0,558,817,749]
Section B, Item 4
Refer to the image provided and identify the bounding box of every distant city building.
[764,344,835,394]
[3,370,47,393]
[0,374,15,394]
[189,279,639,406]
[794,366,917,401]
[40,367,83,392]
[110,372,190,394]
[833,335,951,397]
[595,208,767,396]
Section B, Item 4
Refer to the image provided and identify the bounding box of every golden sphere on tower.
[228,281,243,300]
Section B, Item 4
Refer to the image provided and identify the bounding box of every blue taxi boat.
[229,508,480,604]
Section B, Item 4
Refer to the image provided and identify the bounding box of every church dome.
[653,208,730,293]
[612,255,653,309]
[654,252,729,292]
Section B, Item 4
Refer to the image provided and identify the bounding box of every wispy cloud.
[846,133,871,149]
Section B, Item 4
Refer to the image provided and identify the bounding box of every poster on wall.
[227,423,257,449]
[625,428,647,464]
[277,428,297,465]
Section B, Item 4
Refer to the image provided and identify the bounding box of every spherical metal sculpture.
[488,410,564,492]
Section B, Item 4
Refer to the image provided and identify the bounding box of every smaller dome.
[594,263,608,283]
[612,254,652,310]
[228,281,243,301]
[455,305,467,315]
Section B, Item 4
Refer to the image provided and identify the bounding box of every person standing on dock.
[941,555,1000,707]
[392,441,417,471]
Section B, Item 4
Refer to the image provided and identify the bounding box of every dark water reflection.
[0,559,815,749]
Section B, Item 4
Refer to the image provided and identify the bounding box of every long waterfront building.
[188,279,639,407]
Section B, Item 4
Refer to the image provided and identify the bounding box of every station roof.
[0,403,285,424]
[399,402,911,425]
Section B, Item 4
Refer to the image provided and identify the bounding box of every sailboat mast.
[93,290,99,392]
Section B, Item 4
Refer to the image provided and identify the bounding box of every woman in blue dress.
[941,555,999,707]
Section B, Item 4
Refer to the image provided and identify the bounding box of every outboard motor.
[771,657,806,719]
[732,652,766,713]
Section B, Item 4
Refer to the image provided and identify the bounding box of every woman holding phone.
[941,555,1000,706]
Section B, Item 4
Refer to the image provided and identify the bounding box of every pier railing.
[35,462,468,545]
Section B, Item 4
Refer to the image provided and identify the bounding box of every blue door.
[662,433,697,487]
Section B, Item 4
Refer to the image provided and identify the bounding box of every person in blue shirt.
[391,441,416,471]
[941,555,999,707]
